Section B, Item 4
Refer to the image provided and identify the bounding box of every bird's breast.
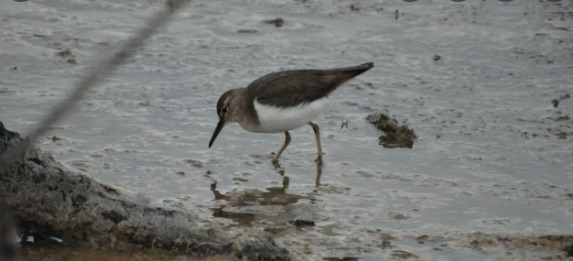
[249,97,331,133]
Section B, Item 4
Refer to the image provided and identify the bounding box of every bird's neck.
[232,88,259,125]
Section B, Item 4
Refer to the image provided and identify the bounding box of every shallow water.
[1,0,572,260]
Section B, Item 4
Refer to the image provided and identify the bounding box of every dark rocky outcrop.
[0,121,290,261]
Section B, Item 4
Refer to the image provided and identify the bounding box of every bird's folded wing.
[247,63,373,108]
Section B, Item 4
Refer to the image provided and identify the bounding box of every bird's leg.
[315,158,323,187]
[308,122,323,162]
[273,131,291,162]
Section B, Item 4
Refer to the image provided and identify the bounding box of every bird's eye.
[222,107,228,114]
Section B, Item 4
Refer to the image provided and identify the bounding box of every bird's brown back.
[247,62,374,108]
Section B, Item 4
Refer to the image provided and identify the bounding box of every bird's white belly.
[250,97,331,133]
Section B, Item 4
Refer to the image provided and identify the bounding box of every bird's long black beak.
[209,120,224,148]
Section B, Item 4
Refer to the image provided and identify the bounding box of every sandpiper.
[209,62,374,162]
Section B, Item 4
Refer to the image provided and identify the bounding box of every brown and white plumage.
[209,62,374,162]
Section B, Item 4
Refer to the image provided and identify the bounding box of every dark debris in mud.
[552,93,570,108]
[237,29,258,34]
[367,113,417,149]
[55,48,77,64]
[323,257,359,261]
[391,250,419,259]
[545,92,572,140]
[287,219,315,228]
[263,17,285,27]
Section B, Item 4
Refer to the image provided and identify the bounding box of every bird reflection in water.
[271,159,323,188]
[210,159,323,225]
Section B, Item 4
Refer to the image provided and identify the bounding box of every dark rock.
[0,121,290,260]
